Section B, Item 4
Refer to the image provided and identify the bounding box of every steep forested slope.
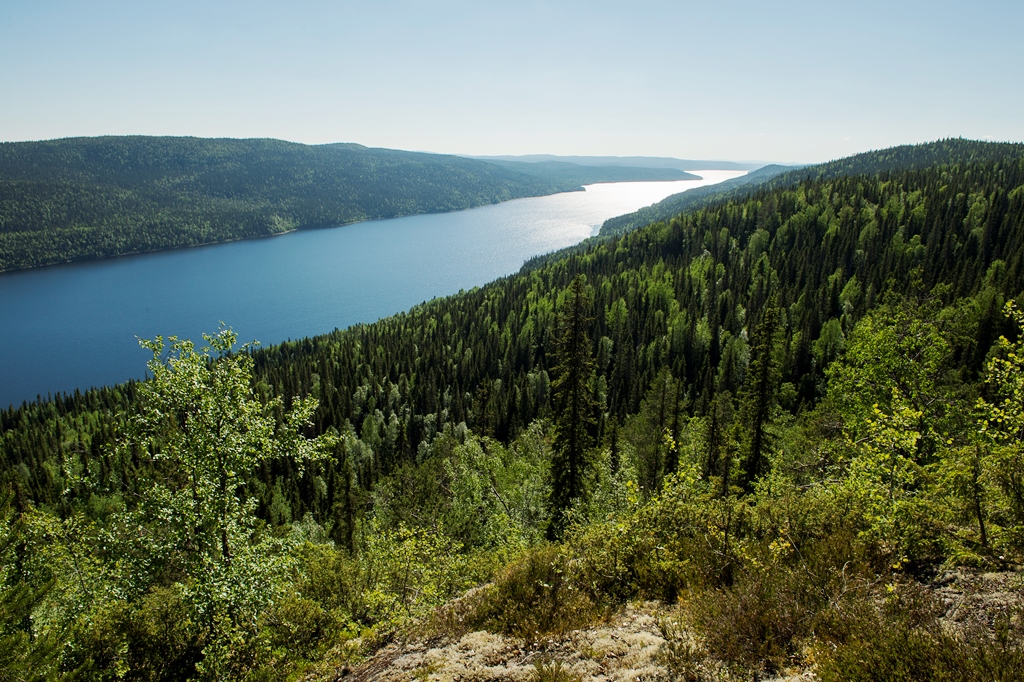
[599,163,792,236]
[4,138,1024,680]
[601,138,1024,238]
[245,140,1024,478]
[0,136,686,272]
[5,138,1024,513]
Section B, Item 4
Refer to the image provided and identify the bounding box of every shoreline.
[0,186,609,276]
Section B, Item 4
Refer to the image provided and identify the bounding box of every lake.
[0,171,745,408]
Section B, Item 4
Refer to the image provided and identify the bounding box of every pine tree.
[548,275,598,537]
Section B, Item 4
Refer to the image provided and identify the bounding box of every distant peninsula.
[477,158,701,184]
[468,153,761,171]
[0,136,695,272]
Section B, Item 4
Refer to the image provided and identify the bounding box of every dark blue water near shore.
[0,173,743,408]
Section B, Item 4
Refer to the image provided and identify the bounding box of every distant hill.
[470,154,760,171]
[602,138,1024,238]
[525,137,1024,270]
[0,136,694,272]
[520,165,791,270]
[599,164,793,236]
[478,159,700,184]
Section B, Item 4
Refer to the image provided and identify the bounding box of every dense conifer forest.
[0,136,690,272]
[3,138,1024,679]
[598,163,793,237]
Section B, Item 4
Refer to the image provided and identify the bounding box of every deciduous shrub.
[815,584,1024,682]
[461,544,600,637]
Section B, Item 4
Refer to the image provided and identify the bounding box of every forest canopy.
[3,138,1024,679]
[0,136,692,272]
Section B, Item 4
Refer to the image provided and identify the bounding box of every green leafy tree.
[110,329,330,676]
[826,294,972,563]
[825,293,963,459]
[843,397,931,562]
[360,523,469,632]
[977,301,1024,553]
[0,488,59,681]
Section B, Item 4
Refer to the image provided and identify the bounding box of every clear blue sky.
[1,0,1021,163]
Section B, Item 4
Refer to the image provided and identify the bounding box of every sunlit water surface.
[0,171,744,407]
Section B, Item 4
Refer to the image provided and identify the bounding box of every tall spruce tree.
[548,275,598,537]
[738,298,782,492]
[704,390,736,493]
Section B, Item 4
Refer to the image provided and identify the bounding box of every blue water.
[0,172,744,408]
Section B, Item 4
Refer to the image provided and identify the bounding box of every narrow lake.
[0,171,744,408]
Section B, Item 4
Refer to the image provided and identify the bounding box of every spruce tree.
[738,299,782,492]
[548,275,598,537]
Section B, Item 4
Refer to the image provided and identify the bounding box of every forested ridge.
[597,163,792,237]
[471,153,756,171]
[0,136,689,272]
[600,138,1024,237]
[477,159,700,185]
[518,163,793,272]
[3,138,1024,679]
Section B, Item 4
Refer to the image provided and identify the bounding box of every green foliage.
[822,295,976,565]
[371,425,550,554]
[117,330,328,635]
[599,163,792,238]
[0,136,592,271]
[737,299,782,491]
[8,140,1024,530]
[601,138,1024,238]
[825,293,965,449]
[459,544,600,638]
[977,301,1024,553]
[842,400,936,563]
[4,139,1024,678]
[11,330,334,679]
[0,489,59,681]
[623,368,685,494]
[933,443,992,564]
[529,659,582,682]
[815,584,1024,682]
[289,543,364,626]
[360,523,471,633]
[549,275,599,537]
[66,585,202,681]
[262,592,343,660]
[19,508,109,638]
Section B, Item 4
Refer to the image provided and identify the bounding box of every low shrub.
[460,544,600,637]
[529,659,582,682]
[66,585,203,681]
[666,525,877,675]
[262,593,345,660]
[815,583,1024,682]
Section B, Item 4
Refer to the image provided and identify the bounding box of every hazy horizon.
[2,0,1021,164]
